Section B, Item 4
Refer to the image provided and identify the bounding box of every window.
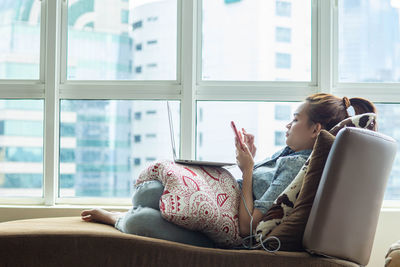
[225,0,241,3]
[274,131,286,146]
[196,102,299,162]
[2,1,400,205]
[147,16,158,22]
[275,53,291,69]
[202,0,310,81]
[0,0,42,79]
[276,1,291,17]
[133,158,141,166]
[134,112,142,120]
[121,10,129,24]
[0,100,44,197]
[338,0,400,82]
[275,105,291,121]
[66,0,177,80]
[132,20,142,30]
[275,27,291,43]
[374,104,400,200]
[134,135,141,143]
[147,40,158,45]
[59,100,180,198]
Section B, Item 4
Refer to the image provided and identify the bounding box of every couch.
[0,127,396,267]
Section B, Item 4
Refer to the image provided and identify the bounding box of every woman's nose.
[286,122,291,129]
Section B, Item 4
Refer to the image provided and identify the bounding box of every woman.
[81,93,376,247]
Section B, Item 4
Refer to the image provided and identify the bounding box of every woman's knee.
[132,180,164,209]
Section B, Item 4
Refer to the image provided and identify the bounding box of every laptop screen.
[166,101,177,161]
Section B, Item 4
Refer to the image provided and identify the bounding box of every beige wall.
[0,206,398,267]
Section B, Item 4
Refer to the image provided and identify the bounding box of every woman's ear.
[312,123,322,137]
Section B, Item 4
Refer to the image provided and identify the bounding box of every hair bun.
[342,97,351,109]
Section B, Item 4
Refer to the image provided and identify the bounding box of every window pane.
[202,0,311,81]
[59,100,180,198]
[0,99,44,197]
[376,104,400,200]
[67,0,177,80]
[0,0,41,79]
[339,0,400,82]
[196,101,299,162]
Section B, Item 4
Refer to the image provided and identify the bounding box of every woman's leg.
[81,178,164,224]
[131,180,164,210]
[116,206,214,248]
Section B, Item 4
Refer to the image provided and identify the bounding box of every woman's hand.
[235,135,254,176]
[242,128,256,158]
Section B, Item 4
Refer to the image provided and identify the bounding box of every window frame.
[0,0,397,207]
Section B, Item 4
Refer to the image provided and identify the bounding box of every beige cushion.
[0,217,359,267]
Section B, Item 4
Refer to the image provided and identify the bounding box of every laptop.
[167,102,236,167]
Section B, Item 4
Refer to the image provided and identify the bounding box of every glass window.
[338,0,400,82]
[0,0,42,79]
[225,0,241,4]
[276,53,291,69]
[0,100,44,197]
[202,0,310,81]
[66,0,177,80]
[59,100,180,198]
[134,135,141,143]
[375,104,400,200]
[132,20,142,30]
[196,101,299,163]
[274,104,291,120]
[121,10,129,24]
[274,131,286,146]
[275,27,291,43]
[134,112,142,120]
[133,158,141,166]
[147,40,157,45]
[276,1,291,17]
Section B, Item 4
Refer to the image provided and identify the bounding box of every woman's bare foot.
[81,208,124,226]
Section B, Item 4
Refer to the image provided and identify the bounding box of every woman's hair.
[305,93,376,131]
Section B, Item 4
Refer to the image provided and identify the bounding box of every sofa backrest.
[303,127,397,266]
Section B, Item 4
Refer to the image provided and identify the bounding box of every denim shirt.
[237,146,312,214]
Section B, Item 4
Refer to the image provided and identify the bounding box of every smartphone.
[231,121,245,150]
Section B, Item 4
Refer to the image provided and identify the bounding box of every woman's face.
[285,102,319,152]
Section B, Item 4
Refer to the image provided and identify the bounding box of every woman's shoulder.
[276,148,311,164]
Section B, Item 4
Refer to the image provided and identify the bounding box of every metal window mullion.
[180,0,197,159]
[39,0,46,83]
[60,0,68,84]
[43,0,61,206]
[318,0,334,93]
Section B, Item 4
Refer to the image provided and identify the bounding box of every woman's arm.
[234,138,264,237]
[238,170,264,237]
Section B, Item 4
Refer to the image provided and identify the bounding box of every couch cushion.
[263,130,335,251]
[0,217,359,267]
